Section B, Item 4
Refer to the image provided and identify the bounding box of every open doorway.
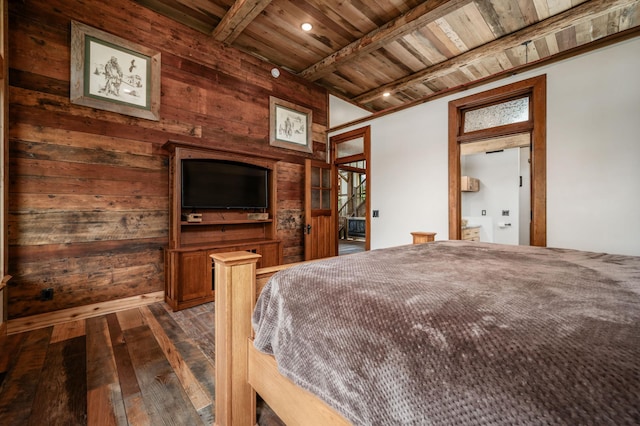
[449,75,546,246]
[330,126,370,255]
[460,133,531,246]
[337,162,366,255]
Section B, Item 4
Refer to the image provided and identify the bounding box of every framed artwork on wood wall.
[269,96,313,153]
[70,21,161,121]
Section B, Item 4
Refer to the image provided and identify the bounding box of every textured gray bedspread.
[252,241,640,425]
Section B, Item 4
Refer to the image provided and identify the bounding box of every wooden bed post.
[211,251,261,426]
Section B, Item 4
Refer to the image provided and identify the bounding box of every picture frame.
[269,96,313,153]
[70,21,161,121]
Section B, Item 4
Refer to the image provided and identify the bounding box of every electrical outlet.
[372,210,379,218]
[40,288,54,301]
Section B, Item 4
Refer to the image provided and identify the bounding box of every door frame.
[0,0,8,334]
[330,126,371,252]
[448,75,546,246]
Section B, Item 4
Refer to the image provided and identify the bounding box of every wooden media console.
[163,141,282,311]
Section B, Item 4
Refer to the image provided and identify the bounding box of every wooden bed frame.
[211,242,640,425]
[211,251,351,426]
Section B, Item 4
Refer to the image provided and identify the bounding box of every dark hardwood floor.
[338,239,365,255]
[0,302,284,425]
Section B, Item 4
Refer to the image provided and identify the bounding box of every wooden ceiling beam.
[212,0,273,44]
[299,0,473,81]
[353,0,635,104]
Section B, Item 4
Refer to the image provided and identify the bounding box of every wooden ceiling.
[136,0,640,113]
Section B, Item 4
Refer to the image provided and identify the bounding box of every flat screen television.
[181,159,269,209]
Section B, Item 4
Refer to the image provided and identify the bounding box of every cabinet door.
[178,251,210,302]
[207,247,237,295]
[259,242,281,267]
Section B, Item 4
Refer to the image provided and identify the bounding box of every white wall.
[545,41,640,256]
[462,148,520,245]
[329,37,640,256]
[329,95,372,127]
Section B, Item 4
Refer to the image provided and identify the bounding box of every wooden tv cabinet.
[165,239,281,311]
[163,141,282,310]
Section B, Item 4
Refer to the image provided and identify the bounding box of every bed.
[211,240,640,426]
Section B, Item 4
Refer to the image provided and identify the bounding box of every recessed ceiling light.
[301,22,313,32]
[271,67,280,78]
[383,92,391,97]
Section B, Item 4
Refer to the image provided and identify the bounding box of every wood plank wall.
[7,0,327,319]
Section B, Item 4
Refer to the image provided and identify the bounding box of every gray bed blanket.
[252,241,640,425]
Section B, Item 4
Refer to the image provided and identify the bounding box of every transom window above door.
[462,96,530,133]
[336,137,364,159]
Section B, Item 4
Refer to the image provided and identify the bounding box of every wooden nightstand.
[411,232,436,244]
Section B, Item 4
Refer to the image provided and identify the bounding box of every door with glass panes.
[304,159,336,260]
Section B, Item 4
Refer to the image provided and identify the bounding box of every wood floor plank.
[148,303,216,395]
[105,312,151,425]
[123,321,204,425]
[51,318,86,343]
[147,304,216,425]
[115,307,147,331]
[86,316,118,388]
[86,316,127,425]
[0,327,52,424]
[141,305,212,411]
[0,302,280,425]
[0,332,25,380]
[163,303,216,364]
[29,335,87,425]
[87,386,120,426]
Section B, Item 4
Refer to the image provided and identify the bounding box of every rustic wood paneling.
[7,0,327,319]
[276,162,304,264]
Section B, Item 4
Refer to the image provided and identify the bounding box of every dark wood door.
[304,159,336,260]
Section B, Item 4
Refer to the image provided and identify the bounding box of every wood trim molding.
[1,0,8,337]
[331,126,371,251]
[448,75,546,246]
[6,291,164,334]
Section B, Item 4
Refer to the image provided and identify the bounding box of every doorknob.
[305,224,312,234]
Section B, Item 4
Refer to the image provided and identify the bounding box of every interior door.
[304,159,336,260]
